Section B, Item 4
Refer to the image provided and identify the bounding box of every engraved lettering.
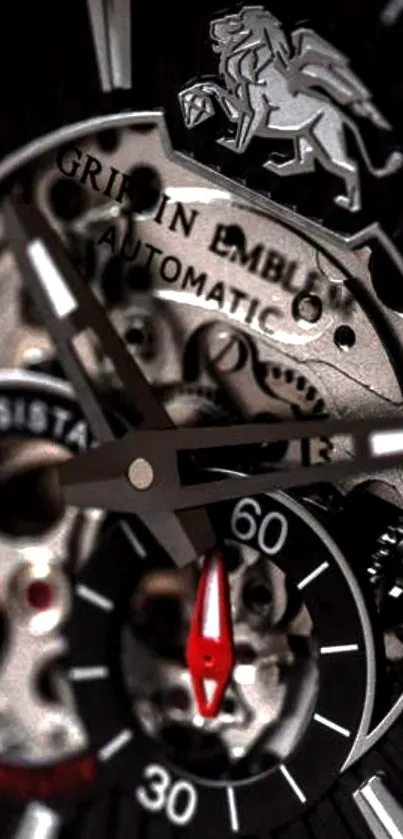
[121,233,141,261]
[0,395,92,453]
[115,172,133,204]
[56,145,83,179]
[169,204,199,238]
[103,166,121,199]
[52,406,72,439]
[28,401,48,435]
[14,400,26,429]
[55,148,138,206]
[209,224,230,258]
[228,287,248,314]
[181,265,207,296]
[230,238,263,274]
[282,261,299,292]
[160,255,182,283]
[206,282,225,308]
[0,398,11,431]
[143,243,163,271]
[258,306,283,334]
[260,250,286,282]
[92,214,356,327]
[65,421,89,452]
[154,194,170,225]
[80,155,102,192]
[245,298,260,324]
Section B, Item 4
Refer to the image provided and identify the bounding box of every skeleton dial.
[2,3,403,839]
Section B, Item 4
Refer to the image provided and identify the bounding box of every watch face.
[3,2,403,838]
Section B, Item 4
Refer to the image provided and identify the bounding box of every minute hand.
[58,414,403,512]
[3,197,215,565]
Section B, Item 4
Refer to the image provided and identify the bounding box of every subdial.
[123,544,315,774]
[69,483,374,833]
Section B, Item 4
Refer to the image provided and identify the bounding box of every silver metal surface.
[0,372,101,762]
[354,775,403,839]
[123,549,316,763]
[121,486,375,771]
[0,112,402,768]
[128,458,155,490]
[179,7,401,213]
[0,110,402,290]
[0,559,83,763]
[86,0,132,91]
[32,125,403,420]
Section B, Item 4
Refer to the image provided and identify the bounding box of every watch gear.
[2,2,403,837]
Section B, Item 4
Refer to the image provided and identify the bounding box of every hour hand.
[3,197,216,565]
[3,197,120,441]
[58,413,403,512]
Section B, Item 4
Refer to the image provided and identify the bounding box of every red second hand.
[186,549,234,718]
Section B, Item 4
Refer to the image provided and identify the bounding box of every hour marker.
[98,728,133,762]
[370,430,403,457]
[13,803,61,839]
[381,0,403,25]
[354,775,403,839]
[280,765,307,803]
[226,786,240,832]
[120,520,147,558]
[27,239,77,319]
[87,0,132,92]
[320,644,359,654]
[297,561,329,590]
[314,713,350,737]
[202,558,220,639]
[76,584,113,611]
[69,666,109,681]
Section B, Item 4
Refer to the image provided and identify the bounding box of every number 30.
[136,764,198,826]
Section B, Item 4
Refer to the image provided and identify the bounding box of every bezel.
[68,482,375,832]
[2,107,403,764]
[1,4,403,833]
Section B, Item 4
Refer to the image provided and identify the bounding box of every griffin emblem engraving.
[179,5,403,212]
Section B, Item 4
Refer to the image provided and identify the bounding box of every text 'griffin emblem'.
[179,5,403,213]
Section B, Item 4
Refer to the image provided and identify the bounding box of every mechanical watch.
[1,2,403,839]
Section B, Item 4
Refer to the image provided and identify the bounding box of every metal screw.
[128,457,154,490]
[205,323,244,373]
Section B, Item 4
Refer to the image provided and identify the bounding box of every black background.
[0,0,402,159]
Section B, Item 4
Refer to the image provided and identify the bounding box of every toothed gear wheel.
[262,364,327,418]
[369,518,403,680]
[261,362,333,465]
[371,518,403,589]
